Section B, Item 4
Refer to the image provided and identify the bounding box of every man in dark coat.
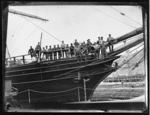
[70,43,75,58]
[107,34,114,52]
[28,46,35,61]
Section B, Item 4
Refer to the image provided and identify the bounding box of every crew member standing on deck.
[93,42,100,59]
[61,41,66,58]
[101,40,107,59]
[57,45,61,59]
[107,34,114,52]
[74,39,79,56]
[87,39,92,54]
[65,44,70,58]
[48,46,53,60]
[35,42,41,61]
[53,45,57,60]
[97,37,102,59]
[42,47,46,60]
[45,46,49,61]
[28,46,35,61]
[70,43,75,58]
[82,41,88,60]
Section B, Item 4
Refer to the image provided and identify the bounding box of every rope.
[25,21,43,41]
[30,87,78,94]
[128,43,143,53]
[11,19,26,38]
[9,55,113,78]
[132,56,144,70]
[12,66,115,85]
[113,37,143,52]
[117,48,143,69]
[90,7,138,29]
[110,6,142,26]
[21,16,62,42]
[17,89,28,94]
[29,92,79,102]
[17,92,79,102]
[13,76,74,85]
[53,56,117,79]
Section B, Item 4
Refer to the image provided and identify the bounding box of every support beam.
[28,89,31,103]
[83,78,87,101]
[9,9,49,22]
[78,87,80,102]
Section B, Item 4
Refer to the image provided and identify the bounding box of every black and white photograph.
[2,1,148,113]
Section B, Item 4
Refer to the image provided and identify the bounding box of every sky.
[6,5,143,58]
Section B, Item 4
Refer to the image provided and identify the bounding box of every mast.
[39,33,43,62]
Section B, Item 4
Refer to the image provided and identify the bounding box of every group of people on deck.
[28,34,114,62]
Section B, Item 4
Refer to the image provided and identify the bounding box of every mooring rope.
[12,66,115,85]
[17,89,28,94]
[30,87,78,94]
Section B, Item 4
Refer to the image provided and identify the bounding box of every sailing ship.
[4,9,144,107]
[5,28,143,105]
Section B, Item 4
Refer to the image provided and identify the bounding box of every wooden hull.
[12,68,116,104]
[6,56,119,104]
[5,56,119,83]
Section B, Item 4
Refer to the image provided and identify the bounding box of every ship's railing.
[5,54,33,67]
[5,27,143,67]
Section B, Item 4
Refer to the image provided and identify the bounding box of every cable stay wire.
[30,87,78,94]
[109,6,142,26]
[132,56,144,70]
[17,87,78,95]
[20,16,62,43]
[25,21,44,41]
[11,19,27,38]
[123,42,143,56]
[90,7,138,29]
[12,58,114,85]
[118,47,143,69]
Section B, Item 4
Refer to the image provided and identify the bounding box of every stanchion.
[83,78,87,101]
[28,89,30,103]
[78,86,80,102]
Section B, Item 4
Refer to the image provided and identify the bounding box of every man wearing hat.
[87,39,92,54]
[107,34,114,52]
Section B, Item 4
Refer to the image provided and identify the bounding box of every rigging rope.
[13,75,75,85]
[30,87,78,94]
[12,65,113,85]
[113,39,143,53]
[132,56,144,70]
[90,7,138,29]
[109,6,142,26]
[17,89,28,94]
[17,87,78,95]
[117,48,143,69]
[11,19,27,38]
[11,43,143,85]
[25,21,44,41]
[21,16,62,42]
[18,92,80,102]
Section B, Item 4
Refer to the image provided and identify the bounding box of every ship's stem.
[83,78,87,101]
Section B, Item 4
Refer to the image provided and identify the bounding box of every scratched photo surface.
[4,2,148,113]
